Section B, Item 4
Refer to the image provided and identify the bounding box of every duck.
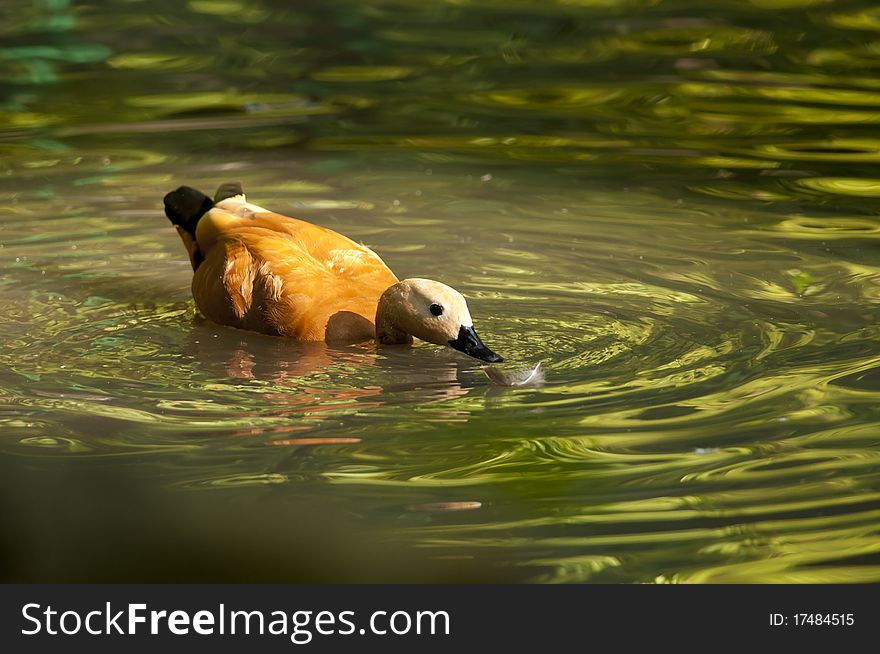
[163,182,503,362]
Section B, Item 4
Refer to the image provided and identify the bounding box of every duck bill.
[448,325,504,363]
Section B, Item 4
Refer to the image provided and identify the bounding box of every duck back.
[167,185,398,342]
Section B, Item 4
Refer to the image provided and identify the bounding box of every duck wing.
[192,207,398,341]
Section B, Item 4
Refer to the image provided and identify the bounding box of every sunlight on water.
[1,0,880,583]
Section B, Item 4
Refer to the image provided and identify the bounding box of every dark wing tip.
[163,186,213,236]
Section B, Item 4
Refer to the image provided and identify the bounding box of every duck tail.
[163,185,214,238]
[214,181,244,203]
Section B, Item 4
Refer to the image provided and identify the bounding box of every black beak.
[448,325,504,363]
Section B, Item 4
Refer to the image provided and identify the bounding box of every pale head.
[375,278,503,362]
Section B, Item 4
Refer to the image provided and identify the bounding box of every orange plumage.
[164,183,504,362]
[169,187,398,343]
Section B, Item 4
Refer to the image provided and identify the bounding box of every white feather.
[483,362,545,387]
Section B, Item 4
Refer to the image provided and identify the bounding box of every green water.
[3,0,880,583]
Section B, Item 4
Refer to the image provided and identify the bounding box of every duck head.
[376,278,503,363]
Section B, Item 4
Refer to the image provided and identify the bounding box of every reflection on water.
[2,0,880,582]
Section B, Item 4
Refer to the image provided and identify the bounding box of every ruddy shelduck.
[163,182,503,362]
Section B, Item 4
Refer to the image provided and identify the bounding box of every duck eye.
[430,303,444,317]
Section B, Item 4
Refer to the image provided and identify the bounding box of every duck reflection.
[184,318,363,381]
[181,317,479,426]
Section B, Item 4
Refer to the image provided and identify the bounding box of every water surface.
[2,0,880,582]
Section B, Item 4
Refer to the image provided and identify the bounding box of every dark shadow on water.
[0,456,506,583]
